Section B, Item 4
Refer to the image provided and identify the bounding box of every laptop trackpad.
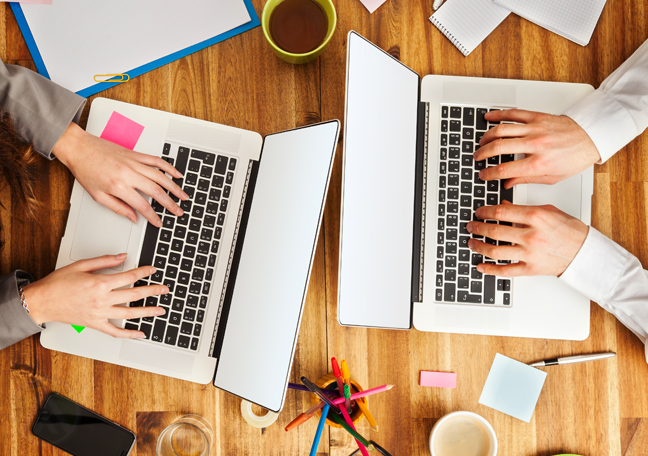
[69,191,133,271]
[525,174,582,219]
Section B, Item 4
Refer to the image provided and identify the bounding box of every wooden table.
[2,1,648,455]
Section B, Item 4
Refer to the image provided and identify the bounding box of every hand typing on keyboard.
[52,122,189,228]
[19,254,168,339]
[466,201,589,277]
[473,109,601,188]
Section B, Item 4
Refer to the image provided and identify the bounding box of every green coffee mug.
[261,0,337,64]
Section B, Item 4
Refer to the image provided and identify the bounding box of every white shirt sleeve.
[560,228,648,363]
[563,38,648,163]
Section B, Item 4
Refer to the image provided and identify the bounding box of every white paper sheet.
[20,0,251,93]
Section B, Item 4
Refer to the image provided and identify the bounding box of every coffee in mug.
[430,411,497,456]
[269,0,329,54]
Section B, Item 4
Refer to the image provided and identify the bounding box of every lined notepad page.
[429,0,511,57]
[494,0,607,46]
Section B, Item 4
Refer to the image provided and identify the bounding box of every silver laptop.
[337,31,593,340]
[42,98,339,412]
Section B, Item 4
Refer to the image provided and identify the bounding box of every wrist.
[51,122,84,168]
[21,282,47,325]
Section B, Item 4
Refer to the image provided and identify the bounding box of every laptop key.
[200,296,208,308]
[463,107,475,126]
[215,155,228,175]
[178,272,190,285]
[189,219,201,232]
[195,255,207,268]
[450,106,461,118]
[449,147,460,159]
[189,281,202,294]
[190,338,199,351]
[197,242,210,255]
[442,106,449,118]
[476,108,488,130]
[449,120,461,132]
[165,325,179,345]
[187,232,199,245]
[197,310,205,323]
[208,254,217,267]
[156,243,170,256]
[194,324,202,337]
[209,188,221,202]
[183,309,196,322]
[152,320,166,342]
[140,323,153,339]
[166,266,178,279]
[168,252,181,266]
[435,288,443,300]
[458,276,469,288]
[448,174,459,186]
[484,275,496,304]
[181,321,193,334]
[188,159,201,172]
[125,322,139,331]
[187,295,199,308]
[185,173,198,186]
[444,283,456,302]
[212,175,224,188]
[228,158,237,170]
[178,336,190,349]
[501,186,513,204]
[200,166,213,179]
[170,312,182,325]
[458,263,470,275]
[198,179,210,192]
[223,186,231,198]
[503,293,510,305]
[206,202,219,214]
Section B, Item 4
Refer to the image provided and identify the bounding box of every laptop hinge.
[209,159,260,361]
[411,101,428,303]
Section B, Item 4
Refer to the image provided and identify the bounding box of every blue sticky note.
[479,353,547,422]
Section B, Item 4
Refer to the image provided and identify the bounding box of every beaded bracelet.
[19,286,30,314]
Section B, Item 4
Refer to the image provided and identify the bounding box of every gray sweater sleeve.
[0,271,43,351]
[0,59,86,159]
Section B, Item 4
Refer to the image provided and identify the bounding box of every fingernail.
[129,215,137,223]
[149,266,157,275]
[155,219,163,228]
[468,239,475,249]
[466,222,473,233]
[155,308,165,316]
[477,265,484,273]
[475,208,482,217]
[162,286,169,294]
[478,170,484,179]
[134,332,146,339]
[176,171,184,178]
[116,253,127,259]
[181,191,189,200]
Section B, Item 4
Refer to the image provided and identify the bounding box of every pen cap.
[341,360,351,380]
[331,357,341,377]
[310,373,365,428]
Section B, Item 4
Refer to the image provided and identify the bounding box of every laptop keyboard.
[434,105,513,307]
[124,143,238,350]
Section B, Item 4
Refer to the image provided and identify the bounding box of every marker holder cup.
[310,373,365,428]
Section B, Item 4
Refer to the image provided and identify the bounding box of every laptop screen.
[338,31,420,329]
[214,121,339,412]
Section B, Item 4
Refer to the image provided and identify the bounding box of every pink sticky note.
[100,111,145,150]
[357,0,387,13]
[420,371,457,388]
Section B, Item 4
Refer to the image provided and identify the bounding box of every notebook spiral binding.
[430,17,470,56]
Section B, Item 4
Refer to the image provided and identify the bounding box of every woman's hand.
[52,122,188,227]
[474,109,601,188]
[22,254,168,339]
[466,201,589,277]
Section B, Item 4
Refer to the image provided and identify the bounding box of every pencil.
[309,404,329,456]
[355,396,379,431]
[285,401,325,431]
[328,412,375,451]
[331,384,394,405]
[340,403,370,456]
[341,360,353,414]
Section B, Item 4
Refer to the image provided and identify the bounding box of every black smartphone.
[32,392,136,456]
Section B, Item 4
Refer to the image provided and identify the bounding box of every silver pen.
[529,352,616,367]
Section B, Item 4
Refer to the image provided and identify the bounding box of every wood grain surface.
[2,1,648,455]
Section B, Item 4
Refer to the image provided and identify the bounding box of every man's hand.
[22,254,168,339]
[53,122,188,227]
[466,201,589,277]
[474,109,601,189]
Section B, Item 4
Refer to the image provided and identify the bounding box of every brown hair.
[0,113,42,221]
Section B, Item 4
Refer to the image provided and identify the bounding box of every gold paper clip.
[94,74,130,83]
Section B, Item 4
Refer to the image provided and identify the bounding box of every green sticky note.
[71,325,85,333]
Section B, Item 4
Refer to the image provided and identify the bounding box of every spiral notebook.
[493,0,607,46]
[429,0,511,56]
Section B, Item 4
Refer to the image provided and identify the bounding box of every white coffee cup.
[429,411,497,456]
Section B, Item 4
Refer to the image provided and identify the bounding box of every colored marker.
[341,360,353,414]
[301,376,342,414]
[340,402,370,456]
[327,411,375,451]
[309,404,329,456]
[331,358,346,401]
[285,401,324,431]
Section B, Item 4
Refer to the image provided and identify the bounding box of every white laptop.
[42,98,340,412]
[337,31,593,340]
